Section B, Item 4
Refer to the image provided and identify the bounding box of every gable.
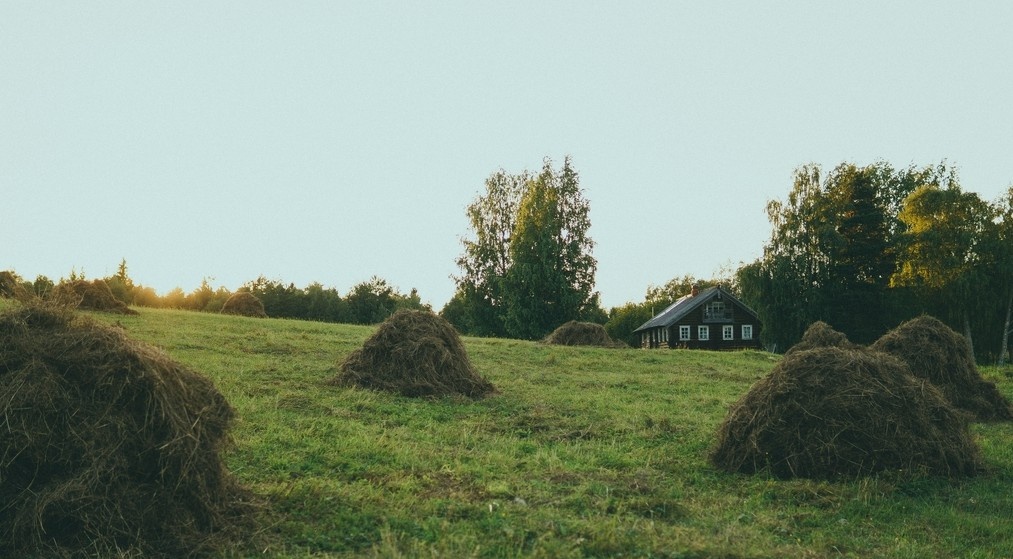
[633,286,760,333]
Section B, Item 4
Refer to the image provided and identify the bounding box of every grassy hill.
[23,306,1013,557]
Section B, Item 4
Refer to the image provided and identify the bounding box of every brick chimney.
[691,284,699,297]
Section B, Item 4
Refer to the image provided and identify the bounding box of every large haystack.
[50,279,138,315]
[784,321,858,355]
[335,309,495,398]
[220,291,267,318]
[0,303,253,557]
[710,346,983,479]
[872,315,1013,421]
[0,271,30,301]
[544,320,624,347]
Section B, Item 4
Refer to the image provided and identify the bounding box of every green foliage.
[892,183,995,357]
[79,308,1013,558]
[185,277,232,312]
[645,274,718,308]
[131,285,161,308]
[244,277,311,319]
[454,157,598,340]
[31,275,54,298]
[453,168,529,337]
[741,161,957,350]
[993,187,1013,365]
[604,302,654,347]
[303,282,346,323]
[504,171,566,339]
[344,276,430,325]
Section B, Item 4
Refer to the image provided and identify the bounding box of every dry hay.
[784,321,858,355]
[220,291,268,318]
[710,346,983,479]
[50,279,138,315]
[544,320,623,347]
[0,271,30,301]
[334,309,496,398]
[872,315,1013,422]
[0,303,253,557]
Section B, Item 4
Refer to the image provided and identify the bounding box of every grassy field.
[63,308,1013,557]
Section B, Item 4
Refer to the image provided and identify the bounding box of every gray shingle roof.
[632,286,758,333]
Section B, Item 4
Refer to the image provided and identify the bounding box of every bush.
[0,271,30,301]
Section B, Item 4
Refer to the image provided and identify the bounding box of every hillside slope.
[13,305,1013,558]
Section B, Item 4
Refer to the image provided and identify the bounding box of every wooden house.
[633,285,762,350]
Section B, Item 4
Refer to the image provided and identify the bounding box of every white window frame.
[698,325,709,341]
[723,325,734,340]
[742,324,753,340]
[679,325,691,341]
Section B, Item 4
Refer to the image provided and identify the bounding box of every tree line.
[4,262,430,326]
[736,161,1012,364]
[6,158,1010,363]
[442,157,1011,364]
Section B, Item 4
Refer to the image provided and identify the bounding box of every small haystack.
[220,291,267,318]
[0,303,253,557]
[335,309,495,398]
[544,320,623,347]
[872,315,1013,421]
[710,346,982,479]
[50,279,138,315]
[0,271,30,301]
[784,321,858,355]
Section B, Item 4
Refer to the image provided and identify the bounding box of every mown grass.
[39,307,1013,556]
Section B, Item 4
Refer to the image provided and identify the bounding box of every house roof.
[632,286,759,333]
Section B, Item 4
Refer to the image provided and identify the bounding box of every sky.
[3,2,1012,310]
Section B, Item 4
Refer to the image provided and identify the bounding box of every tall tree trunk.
[963,311,976,363]
[1000,291,1012,367]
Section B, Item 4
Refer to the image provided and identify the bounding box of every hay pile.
[544,320,623,347]
[335,309,495,398]
[0,271,30,301]
[0,303,252,557]
[220,291,267,318]
[784,321,858,355]
[872,316,1013,422]
[50,279,138,315]
[710,346,983,479]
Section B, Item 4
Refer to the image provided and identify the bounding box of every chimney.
[690,284,699,297]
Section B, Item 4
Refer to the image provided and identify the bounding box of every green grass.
[36,307,1013,556]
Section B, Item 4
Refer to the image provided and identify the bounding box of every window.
[723,325,734,340]
[742,324,753,340]
[698,325,709,341]
[679,325,691,341]
[703,300,733,322]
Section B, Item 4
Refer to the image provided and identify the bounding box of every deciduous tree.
[452,157,598,339]
[892,183,991,357]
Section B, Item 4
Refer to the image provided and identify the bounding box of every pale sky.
[3,2,1012,309]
